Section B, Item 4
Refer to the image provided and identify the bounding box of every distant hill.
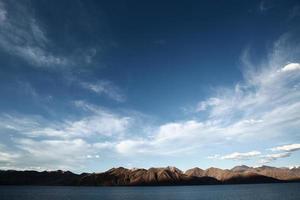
[1,165,300,186]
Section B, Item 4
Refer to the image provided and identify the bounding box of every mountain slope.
[184,165,300,183]
[79,167,219,186]
[0,170,81,185]
[1,166,300,186]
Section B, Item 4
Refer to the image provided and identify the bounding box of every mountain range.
[1,165,300,186]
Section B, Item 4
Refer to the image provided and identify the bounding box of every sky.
[0,0,300,173]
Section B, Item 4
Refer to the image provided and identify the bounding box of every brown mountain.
[253,166,300,181]
[184,165,300,183]
[79,167,219,186]
[0,165,299,186]
[185,167,205,177]
[231,165,253,172]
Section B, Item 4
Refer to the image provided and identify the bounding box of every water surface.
[0,183,299,200]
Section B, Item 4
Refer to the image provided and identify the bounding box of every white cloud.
[221,151,261,160]
[0,0,70,67]
[0,1,6,24]
[0,102,131,138]
[0,151,19,163]
[0,100,138,169]
[14,138,94,170]
[80,80,125,102]
[0,0,98,68]
[279,63,300,72]
[0,113,41,133]
[207,154,220,159]
[209,144,300,164]
[270,143,300,152]
[208,151,261,161]
[0,152,14,162]
[259,152,291,164]
[61,114,130,137]
[116,140,149,155]
[15,46,69,66]
[155,120,205,142]
[196,98,222,112]
[114,138,196,156]
[86,154,100,159]
[93,141,115,150]
[0,144,20,168]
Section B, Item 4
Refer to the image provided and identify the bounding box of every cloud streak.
[0,0,70,67]
[80,80,126,102]
[0,0,99,68]
[270,143,300,152]
[0,150,19,164]
[258,143,300,164]
[13,138,93,171]
[220,151,261,160]
[211,143,300,164]
[0,102,131,139]
[0,101,133,170]
[279,63,300,72]
[208,151,262,161]
[259,152,291,164]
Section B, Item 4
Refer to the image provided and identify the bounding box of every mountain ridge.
[1,165,300,186]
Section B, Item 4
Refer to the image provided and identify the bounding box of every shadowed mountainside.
[1,165,299,186]
[0,170,81,185]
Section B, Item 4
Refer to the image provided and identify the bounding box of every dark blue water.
[0,183,299,200]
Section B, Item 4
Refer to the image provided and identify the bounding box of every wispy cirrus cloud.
[258,143,300,164]
[0,100,133,170]
[100,34,300,161]
[210,149,293,165]
[13,138,94,171]
[0,146,19,165]
[0,101,131,139]
[259,152,292,164]
[80,80,126,102]
[196,98,222,112]
[209,143,300,164]
[209,151,261,161]
[258,1,271,12]
[0,1,6,23]
[288,6,300,21]
[270,143,300,152]
[0,0,69,67]
[0,0,98,68]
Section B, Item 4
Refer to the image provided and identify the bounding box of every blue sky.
[0,0,300,173]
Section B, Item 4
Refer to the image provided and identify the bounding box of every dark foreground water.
[0,183,299,200]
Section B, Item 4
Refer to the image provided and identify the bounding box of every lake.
[0,183,299,200]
